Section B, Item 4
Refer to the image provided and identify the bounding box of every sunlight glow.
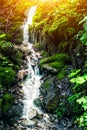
[39,0,75,3]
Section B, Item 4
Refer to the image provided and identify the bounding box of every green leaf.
[0,34,6,40]
[80,32,87,45]
[68,69,81,78]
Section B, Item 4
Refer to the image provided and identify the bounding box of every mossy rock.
[42,78,53,90]
[41,78,53,93]
[57,69,67,80]
[49,61,64,70]
[40,53,69,64]
[41,77,59,113]
[45,95,58,112]
[33,98,42,108]
[41,63,58,74]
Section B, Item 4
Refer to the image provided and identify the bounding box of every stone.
[28,109,37,119]
[6,103,23,118]
[18,83,24,88]
[41,64,58,74]
[0,107,3,118]
[19,89,24,94]
[17,69,28,81]
[33,98,42,108]
[0,121,4,129]
[40,77,58,112]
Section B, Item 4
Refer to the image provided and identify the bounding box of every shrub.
[0,67,15,89]
[0,40,22,66]
[3,93,14,114]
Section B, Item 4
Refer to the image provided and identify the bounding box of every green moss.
[57,69,67,80]
[0,40,22,66]
[49,61,64,70]
[3,93,14,103]
[40,50,48,58]
[34,42,40,49]
[42,78,53,92]
[3,93,14,114]
[43,80,52,90]
[3,103,11,114]
[0,67,15,88]
[40,53,69,64]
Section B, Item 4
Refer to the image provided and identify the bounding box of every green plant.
[3,93,14,114]
[3,93,14,103]
[76,96,87,128]
[67,93,82,116]
[0,67,15,89]
[80,16,87,46]
[68,69,81,78]
[55,102,66,118]
[0,34,6,40]
[0,40,22,66]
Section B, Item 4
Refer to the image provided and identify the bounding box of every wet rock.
[33,98,42,108]
[17,69,28,81]
[6,103,23,118]
[0,107,3,118]
[40,77,59,112]
[18,83,24,88]
[19,89,24,94]
[21,119,35,127]
[0,121,4,129]
[41,64,58,74]
[28,109,37,119]
[36,52,42,59]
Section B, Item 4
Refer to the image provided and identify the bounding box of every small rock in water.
[28,109,37,119]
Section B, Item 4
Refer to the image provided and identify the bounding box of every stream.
[19,6,58,130]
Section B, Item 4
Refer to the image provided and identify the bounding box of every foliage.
[0,67,15,88]
[3,93,14,104]
[3,93,14,114]
[76,97,87,127]
[67,93,82,115]
[68,69,81,78]
[55,103,66,118]
[0,40,22,66]
[68,16,87,128]
[0,34,6,40]
[32,0,87,54]
[80,16,87,46]
[33,42,40,50]
[70,74,87,85]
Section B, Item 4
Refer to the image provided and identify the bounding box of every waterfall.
[23,6,37,44]
[22,6,42,123]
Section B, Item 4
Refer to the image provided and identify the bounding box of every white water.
[22,6,42,121]
[23,6,37,44]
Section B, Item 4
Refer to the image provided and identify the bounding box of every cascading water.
[16,6,82,130]
[22,6,42,125]
[21,6,59,130]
